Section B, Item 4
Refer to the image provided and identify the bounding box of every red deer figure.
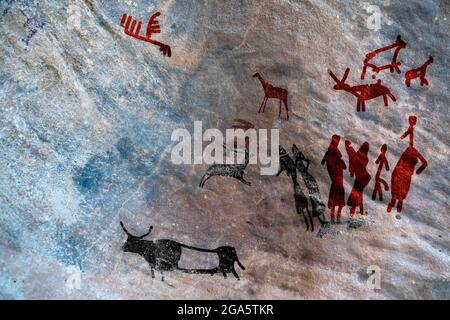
[328,68,396,112]
[253,72,289,119]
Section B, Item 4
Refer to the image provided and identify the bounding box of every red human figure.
[329,68,396,112]
[345,141,371,218]
[252,72,289,119]
[400,115,417,146]
[405,56,433,87]
[372,144,390,201]
[387,145,427,213]
[321,135,347,223]
[361,35,407,80]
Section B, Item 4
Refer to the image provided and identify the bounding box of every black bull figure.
[120,222,245,280]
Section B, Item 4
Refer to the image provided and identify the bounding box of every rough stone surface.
[0,0,448,299]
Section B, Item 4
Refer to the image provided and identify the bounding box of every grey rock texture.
[0,0,448,299]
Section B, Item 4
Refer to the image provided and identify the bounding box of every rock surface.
[0,0,448,299]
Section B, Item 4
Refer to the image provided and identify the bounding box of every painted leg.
[200,175,211,188]
[258,97,266,113]
[337,206,342,222]
[199,175,205,187]
[262,97,268,112]
[349,207,355,219]
[232,267,240,280]
[307,209,314,232]
[302,211,309,231]
[389,93,396,102]
[238,177,251,186]
[387,198,395,212]
[361,65,367,80]
[397,199,403,213]
[278,100,282,118]
[284,99,289,119]
[372,185,378,200]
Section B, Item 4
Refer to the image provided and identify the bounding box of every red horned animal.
[405,56,433,87]
[328,68,396,112]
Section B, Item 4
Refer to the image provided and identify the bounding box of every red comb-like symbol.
[120,12,171,57]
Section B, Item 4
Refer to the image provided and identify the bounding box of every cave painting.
[253,73,289,119]
[372,144,390,202]
[120,12,171,57]
[361,35,406,80]
[277,145,327,232]
[19,9,44,47]
[346,140,371,218]
[276,146,297,185]
[293,180,313,231]
[387,116,428,214]
[120,222,245,280]
[292,144,327,225]
[321,135,347,223]
[405,56,433,87]
[328,68,396,112]
[400,115,417,146]
[199,145,251,188]
[232,119,255,131]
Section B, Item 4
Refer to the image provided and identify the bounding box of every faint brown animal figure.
[253,72,289,119]
[232,119,255,131]
[405,56,433,87]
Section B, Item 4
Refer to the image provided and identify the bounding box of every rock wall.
[0,0,448,299]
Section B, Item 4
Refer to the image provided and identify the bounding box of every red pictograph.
[253,73,289,119]
[372,144,390,201]
[400,115,417,146]
[387,146,427,213]
[329,68,396,112]
[387,116,428,213]
[346,141,371,218]
[120,12,171,57]
[361,35,407,80]
[321,135,347,222]
[405,56,433,87]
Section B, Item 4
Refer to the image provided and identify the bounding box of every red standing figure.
[346,141,371,218]
[388,146,428,213]
[405,56,433,87]
[387,117,428,213]
[400,115,417,146]
[321,135,347,223]
[372,144,390,201]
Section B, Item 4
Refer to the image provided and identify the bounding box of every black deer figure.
[199,146,251,188]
